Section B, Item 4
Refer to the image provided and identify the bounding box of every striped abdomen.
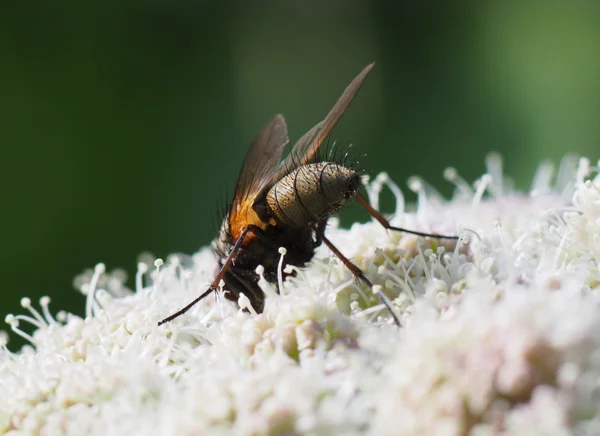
[266,162,360,227]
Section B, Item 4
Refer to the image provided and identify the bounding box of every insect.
[158,63,458,327]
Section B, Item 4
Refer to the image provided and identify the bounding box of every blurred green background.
[2,3,600,344]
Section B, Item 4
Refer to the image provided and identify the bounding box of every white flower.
[2,154,600,435]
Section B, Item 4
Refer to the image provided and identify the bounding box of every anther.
[408,176,423,193]
[238,293,258,316]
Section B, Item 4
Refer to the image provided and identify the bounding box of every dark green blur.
[1,3,600,346]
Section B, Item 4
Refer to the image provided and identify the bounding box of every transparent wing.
[230,114,289,217]
[280,62,375,173]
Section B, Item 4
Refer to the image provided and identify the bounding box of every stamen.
[5,315,35,345]
[553,228,571,269]
[0,331,8,348]
[238,293,258,316]
[21,297,45,326]
[39,296,57,326]
[94,289,113,310]
[106,269,130,298]
[352,303,385,320]
[547,209,567,226]
[408,177,427,214]
[555,153,578,194]
[255,265,278,299]
[284,265,300,276]
[136,262,148,293]
[471,174,492,208]
[381,173,405,218]
[374,248,398,269]
[349,282,371,305]
[460,227,483,244]
[443,167,474,199]
[366,173,385,212]
[57,311,68,323]
[430,254,451,283]
[371,285,399,325]
[200,307,216,325]
[530,161,555,196]
[153,258,164,292]
[277,247,287,294]
[416,239,432,282]
[384,273,415,302]
[169,255,187,290]
[586,180,600,196]
[216,280,226,319]
[332,278,356,299]
[485,152,504,197]
[12,314,43,329]
[86,263,105,319]
[576,157,591,185]
[400,259,417,291]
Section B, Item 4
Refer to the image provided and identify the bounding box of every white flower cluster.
[2,154,600,435]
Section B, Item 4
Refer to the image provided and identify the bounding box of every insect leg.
[320,234,401,327]
[158,224,266,326]
[355,192,459,240]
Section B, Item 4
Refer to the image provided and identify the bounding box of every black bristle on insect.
[283,135,357,170]
[211,184,229,234]
[299,138,362,183]
[210,183,233,261]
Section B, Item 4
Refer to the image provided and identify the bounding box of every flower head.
[2,154,600,435]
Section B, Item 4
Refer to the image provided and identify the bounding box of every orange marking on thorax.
[229,198,270,245]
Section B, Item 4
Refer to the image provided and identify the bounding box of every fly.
[158,63,458,327]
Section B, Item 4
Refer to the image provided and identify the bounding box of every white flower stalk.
[2,154,600,435]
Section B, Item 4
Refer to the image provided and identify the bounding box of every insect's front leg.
[158,224,268,326]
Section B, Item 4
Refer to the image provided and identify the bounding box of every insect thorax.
[266,162,360,228]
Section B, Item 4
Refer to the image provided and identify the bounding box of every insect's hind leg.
[320,234,401,327]
[355,193,459,240]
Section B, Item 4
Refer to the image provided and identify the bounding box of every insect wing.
[228,114,289,234]
[280,62,375,173]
